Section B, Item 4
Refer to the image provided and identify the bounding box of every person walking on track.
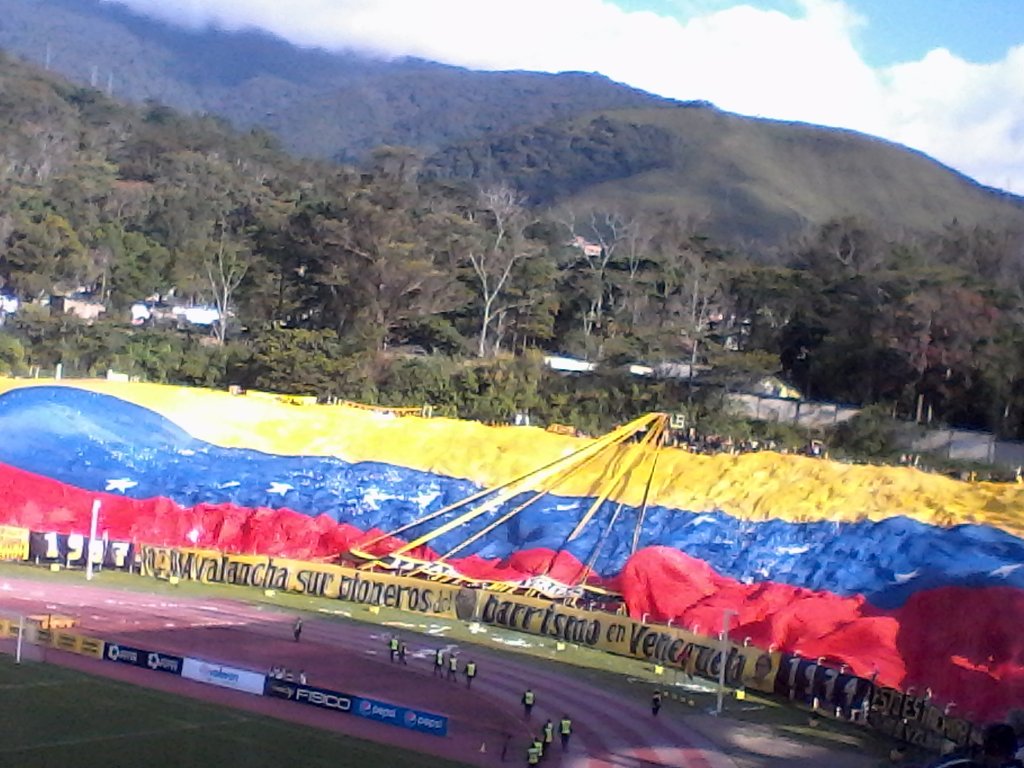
[559,714,573,750]
[398,639,409,665]
[652,689,663,716]
[465,659,477,688]
[543,719,554,751]
[447,653,459,681]
[389,634,399,663]
[293,617,303,642]
[434,648,445,677]
[526,741,541,766]
[522,688,536,719]
[531,734,545,760]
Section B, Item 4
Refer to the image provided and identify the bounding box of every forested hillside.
[4,0,1022,249]
[0,0,671,160]
[423,108,1024,243]
[1,53,1023,444]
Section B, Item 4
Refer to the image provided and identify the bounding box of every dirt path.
[0,577,877,768]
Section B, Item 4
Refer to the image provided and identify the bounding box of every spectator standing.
[522,688,536,719]
[559,714,573,750]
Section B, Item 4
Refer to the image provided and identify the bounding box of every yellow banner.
[135,545,776,688]
[9,625,107,659]
[0,525,29,561]
[74,634,105,659]
[474,592,781,692]
[51,630,80,654]
[138,546,464,619]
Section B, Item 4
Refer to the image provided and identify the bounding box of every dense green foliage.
[1,53,1023,444]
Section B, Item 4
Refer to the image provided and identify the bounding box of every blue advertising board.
[262,676,447,737]
[102,642,184,675]
[352,695,448,737]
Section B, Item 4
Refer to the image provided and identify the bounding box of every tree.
[460,184,539,357]
[558,210,626,344]
[204,224,249,345]
[2,211,90,297]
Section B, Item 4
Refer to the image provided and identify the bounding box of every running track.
[0,576,739,768]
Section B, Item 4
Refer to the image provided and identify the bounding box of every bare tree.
[653,221,724,373]
[560,209,634,340]
[205,225,248,345]
[465,184,536,357]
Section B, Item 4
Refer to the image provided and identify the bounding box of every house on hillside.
[130,298,221,330]
[543,355,597,374]
[50,294,106,322]
[0,295,19,325]
[570,236,603,258]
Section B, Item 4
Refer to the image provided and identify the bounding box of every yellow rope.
[437,438,615,561]
[574,417,667,585]
[565,414,667,543]
[387,414,660,557]
[630,421,666,556]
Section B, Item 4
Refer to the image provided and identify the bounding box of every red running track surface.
[0,577,739,768]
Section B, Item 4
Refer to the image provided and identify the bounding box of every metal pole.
[716,610,738,715]
[86,500,100,581]
[16,615,23,663]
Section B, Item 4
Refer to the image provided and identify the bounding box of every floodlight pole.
[15,615,23,663]
[716,609,738,715]
[85,499,100,581]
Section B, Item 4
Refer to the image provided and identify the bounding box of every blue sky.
[843,0,1024,65]
[623,0,1024,66]
[106,0,1024,193]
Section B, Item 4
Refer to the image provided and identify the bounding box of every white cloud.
[101,0,1024,193]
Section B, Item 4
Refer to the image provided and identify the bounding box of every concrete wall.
[729,393,858,427]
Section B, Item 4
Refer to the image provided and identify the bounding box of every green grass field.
[0,562,909,765]
[0,655,469,768]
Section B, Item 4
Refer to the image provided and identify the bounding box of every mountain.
[1,0,1021,245]
[0,0,672,161]
[423,107,1024,243]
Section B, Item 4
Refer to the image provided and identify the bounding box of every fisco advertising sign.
[265,679,352,713]
[264,678,448,737]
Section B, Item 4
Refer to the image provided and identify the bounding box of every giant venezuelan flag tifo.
[0,379,1021,720]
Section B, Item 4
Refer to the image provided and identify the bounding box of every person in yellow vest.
[447,653,459,681]
[464,660,477,689]
[542,719,554,751]
[388,634,399,663]
[522,688,536,719]
[559,714,572,750]
[526,741,541,766]
[531,734,544,759]
[433,648,445,678]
